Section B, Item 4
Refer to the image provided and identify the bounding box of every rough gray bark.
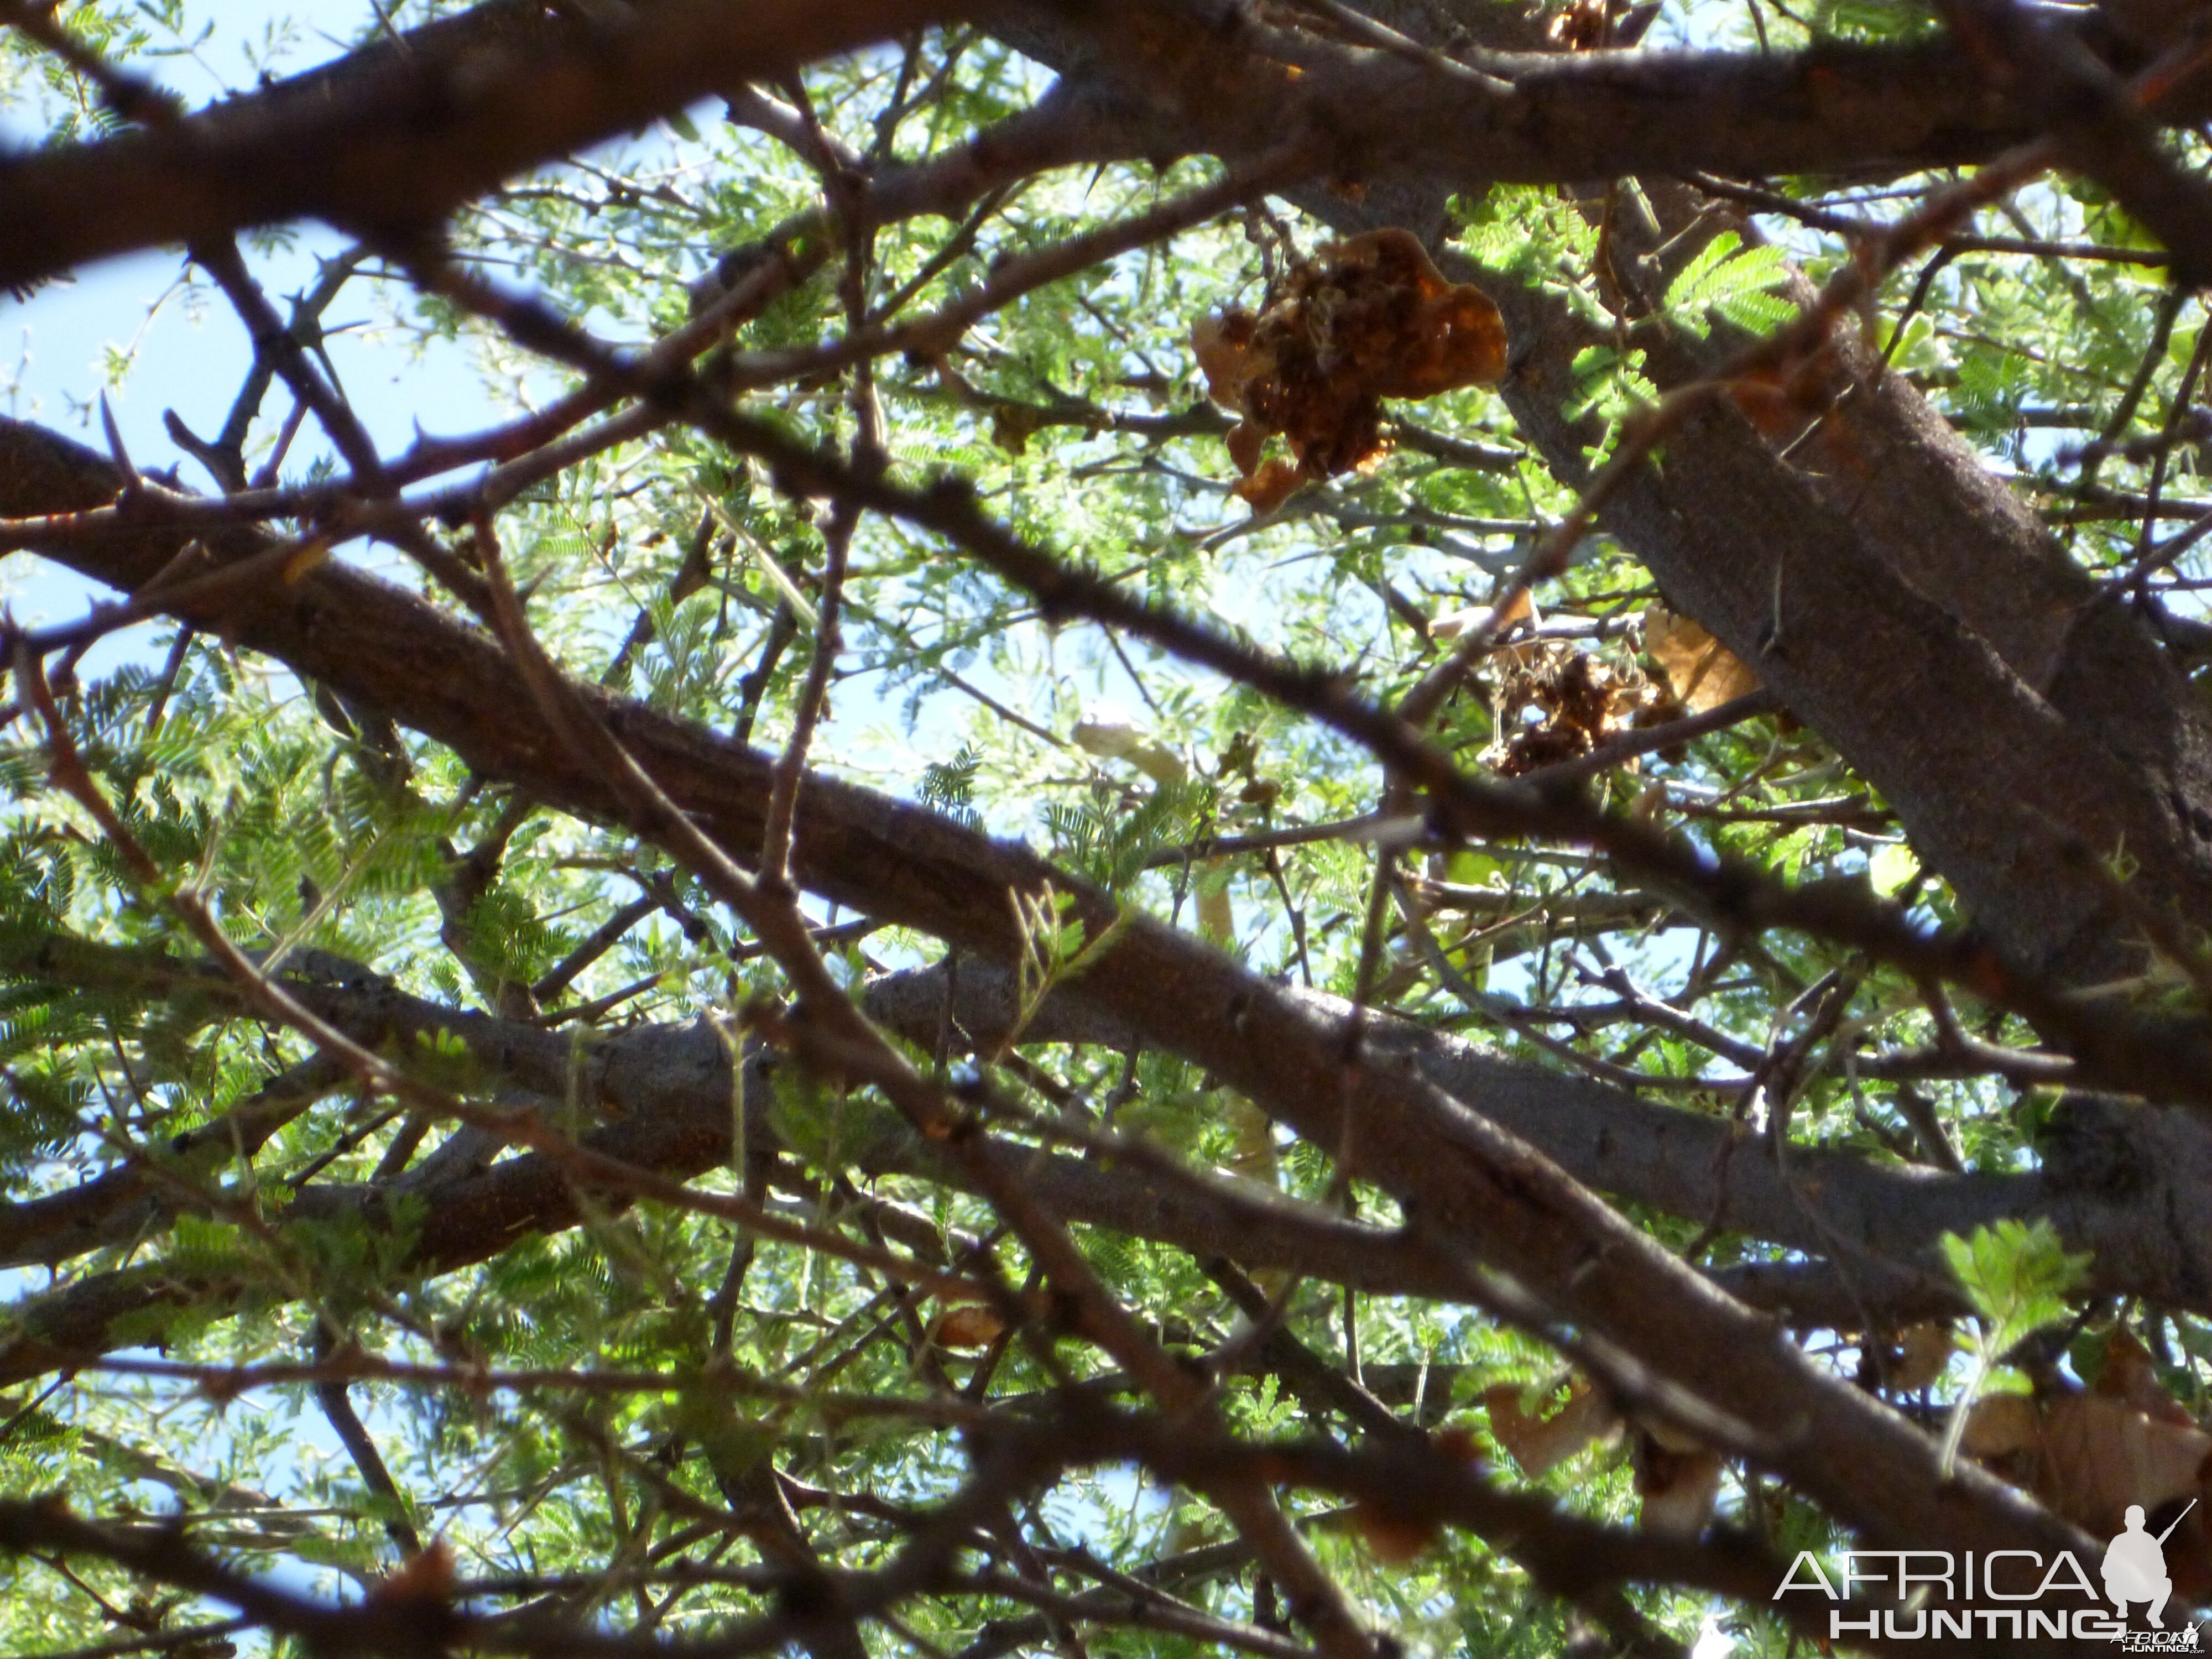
[863,960,2212,1319]
[30,931,2210,1343]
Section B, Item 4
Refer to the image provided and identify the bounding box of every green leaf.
[1868,842,1917,897]
[1939,1217,2088,1353]
[1936,1218,2090,1472]
[1662,231,1791,340]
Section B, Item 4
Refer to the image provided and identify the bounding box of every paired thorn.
[97,392,141,497]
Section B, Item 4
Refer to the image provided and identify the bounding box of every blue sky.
[1,0,513,671]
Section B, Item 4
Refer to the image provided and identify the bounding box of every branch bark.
[0,0,2194,296]
[0,0,964,293]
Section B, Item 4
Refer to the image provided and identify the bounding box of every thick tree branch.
[0,932,2008,1340]
[0,0,965,294]
[0,0,2193,296]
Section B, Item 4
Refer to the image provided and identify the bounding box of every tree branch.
[0,0,967,294]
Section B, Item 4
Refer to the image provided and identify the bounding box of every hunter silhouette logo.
[1775,1503,2208,1646]
[2106,1501,2190,1628]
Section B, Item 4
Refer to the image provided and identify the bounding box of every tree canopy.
[4,1,2212,1655]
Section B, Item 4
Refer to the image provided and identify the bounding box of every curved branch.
[0,0,964,294]
[0,0,2189,296]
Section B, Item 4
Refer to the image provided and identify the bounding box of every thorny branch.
[9,0,2212,1653]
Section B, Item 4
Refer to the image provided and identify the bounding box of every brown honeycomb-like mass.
[1486,644,1654,778]
[1192,229,1507,511]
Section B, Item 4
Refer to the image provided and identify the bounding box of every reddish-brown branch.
[0,0,969,293]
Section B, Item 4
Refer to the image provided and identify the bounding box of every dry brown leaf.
[1964,1357,2212,1595]
[1225,418,1269,478]
[2094,1330,2198,1424]
[1347,1427,1483,1561]
[1484,1377,1619,1477]
[369,1540,455,1606]
[1889,1321,1957,1392]
[1971,1383,2212,1604]
[1348,1501,1440,1563]
[931,1305,1008,1351]
[1729,357,1837,445]
[1644,605,1760,713]
[1233,457,1303,513]
[2035,1392,2211,1540]
[1632,1429,1723,1540]
[1191,312,1254,414]
[1434,1425,1481,1465]
[1961,1390,2041,1460]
